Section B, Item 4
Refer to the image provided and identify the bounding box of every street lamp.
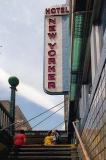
[8,76,19,135]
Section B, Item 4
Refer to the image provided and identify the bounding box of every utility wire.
[15,101,64,129]
[1,99,68,131]
[32,106,64,129]
[52,121,65,130]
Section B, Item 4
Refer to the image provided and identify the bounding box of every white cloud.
[18,82,64,116]
[0,68,9,87]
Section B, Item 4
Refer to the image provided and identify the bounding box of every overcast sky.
[0,0,66,130]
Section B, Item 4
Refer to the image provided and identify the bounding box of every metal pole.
[10,86,16,135]
[8,76,19,135]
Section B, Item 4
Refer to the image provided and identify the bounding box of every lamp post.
[8,76,19,135]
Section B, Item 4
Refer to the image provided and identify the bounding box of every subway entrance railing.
[0,102,13,153]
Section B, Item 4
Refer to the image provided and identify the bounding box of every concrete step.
[24,131,68,144]
[26,138,68,144]
[10,150,78,155]
[20,144,77,148]
[8,144,79,160]
[18,147,76,151]
[9,155,79,160]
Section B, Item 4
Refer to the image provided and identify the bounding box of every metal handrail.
[72,121,91,160]
[0,121,21,131]
[0,103,12,120]
[0,103,13,131]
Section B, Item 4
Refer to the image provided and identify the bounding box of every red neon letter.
[48,82,55,89]
[48,43,56,49]
[49,25,56,32]
[48,74,55,80]
[56,8,60,14]
[49,18,56,25]
[48,66,56,72]
[48,58,56,64]
[46,8,50,14]
[48,32,57,39]
[48,50,56,56]
[65,7,69,13]
[51,8,56,14]
[61,7,65,14]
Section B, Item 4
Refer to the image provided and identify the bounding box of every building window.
[90,25,102,83]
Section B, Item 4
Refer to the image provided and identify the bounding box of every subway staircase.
[8,144,80,160]
[7,131,80,160]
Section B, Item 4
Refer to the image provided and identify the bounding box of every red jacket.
[14,133,26,145]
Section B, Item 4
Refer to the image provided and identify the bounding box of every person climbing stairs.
[7,130,80,159]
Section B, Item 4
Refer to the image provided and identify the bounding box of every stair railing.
[0,121,21,131]
[0,103,13,134]
[72,121,91,160]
